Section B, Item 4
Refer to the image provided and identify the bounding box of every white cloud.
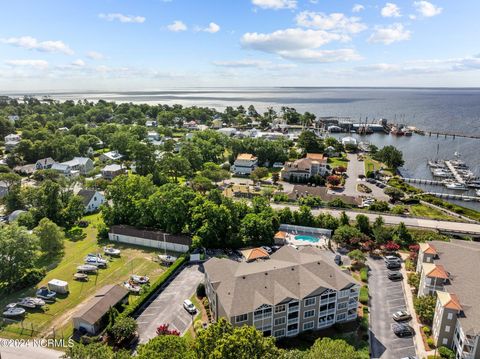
[71,59,85,67]
[368,23,411,44]
[5,59,49,69]
[296,11,367,34]
[241,28,360,63]
[197,22,220,33]
[98,13,145,23]
[251,0,297,10]
[381,3,401,18]
[1,36,74,55]
[213,59,297,70]
[413,1,442,17]
[86,51,105,60]
[352,4,365,13]
[167,20,188,32]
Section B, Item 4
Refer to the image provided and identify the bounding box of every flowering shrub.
[156,324,180,336]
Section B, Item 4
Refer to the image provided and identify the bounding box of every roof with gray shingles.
[427,239,480,335]
[204,245,358,318]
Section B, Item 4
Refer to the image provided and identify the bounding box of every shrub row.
[359,286,369,305]
[120,255,188,318]
[360,267,368,283]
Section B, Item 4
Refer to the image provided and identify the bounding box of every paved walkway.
[270,203,480,235]
[136,264,204,343]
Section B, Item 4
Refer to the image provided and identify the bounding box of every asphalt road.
[270,203,480,235]
[368,258,417,359]
[136,264,204,343]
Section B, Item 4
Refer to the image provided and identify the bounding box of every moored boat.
[36,286,57,300]
[123,281,141,293]
[3,304,26,317]
[77,264,98,273]
[445,182,468,190]
[104,246,121,256]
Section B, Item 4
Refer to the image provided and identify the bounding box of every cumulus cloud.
[86,51,105,60]
[98,13,145,23]
[381,3,401,18]
[197,22,220,33]
[71,59,85,67]
[5,59,49,69]
[241,28,361,63]
[1,36,74,55]
[296,11,367,34]
[352,4,365,13]
[414,1,442,17]
[167,20,187,32]
[368,23,411,44]
[251,0,297,10]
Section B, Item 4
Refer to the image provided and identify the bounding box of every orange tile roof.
[275,231,287,239]
[446,293,463,311]
[237,153,257,161]
[242,247,269,262]
[424,243,438,255]
[426,264,449,279]
[306,153,326,161]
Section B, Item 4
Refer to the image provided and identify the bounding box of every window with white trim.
[304,297,316,307]
[275,304,286,313]
[337,302,347,310]
[274,317,286,326]
[339,289,349,298]
[274,329,285,337]
[445,325,450,333]
[442,338,448,345]
[304,310,315,319]
[235,314,247,323]
[447,313,453,320]
[303,321,314,330]
[337,313,346,321]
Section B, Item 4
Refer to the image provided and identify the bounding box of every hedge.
[359,286,369,305]
[360,267,368,283]
[120,255,188,318]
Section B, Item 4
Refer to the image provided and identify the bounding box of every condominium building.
[204,246,360,338]
[232,153,258,175]
[416,240,480,359]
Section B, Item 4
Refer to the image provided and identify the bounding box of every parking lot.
[136,264,204,343]
[369,257,417,359]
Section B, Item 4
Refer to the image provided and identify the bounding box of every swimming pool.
[294,235,319,243]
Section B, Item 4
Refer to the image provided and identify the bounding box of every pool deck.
[285,232,328,247]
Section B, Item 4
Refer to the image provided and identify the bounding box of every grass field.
[364,156,394,176]
[409,204,458,221]
[327,156,349,169]
[0,213,166,339]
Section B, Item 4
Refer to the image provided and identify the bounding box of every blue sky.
[0,0,479,90]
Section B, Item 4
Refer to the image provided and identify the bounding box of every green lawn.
[364,156,394,176]
[327,156,349,169]
[0,213,166,339]
[409,204,458,221]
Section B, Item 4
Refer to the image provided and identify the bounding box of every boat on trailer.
[3,304,26,317]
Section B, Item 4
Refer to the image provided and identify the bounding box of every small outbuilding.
[73,284,129,335]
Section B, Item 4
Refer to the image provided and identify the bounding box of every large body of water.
[23,87,480,209]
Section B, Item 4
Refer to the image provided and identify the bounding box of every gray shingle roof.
[204,246,358,318]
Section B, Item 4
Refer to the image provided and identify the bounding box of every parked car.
[386,262,401,270]
[261,246,272,254]
[392,323,414,337]
[183,299,196,314]
[384,255,401,264]
[334,255,342,265]
[388,272,403,281]
[393,310,412,322]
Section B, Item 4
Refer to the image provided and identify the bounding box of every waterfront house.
[108,225,192,253]
[232,153,258,175]
[281,153,328,182]
[77,189,105,213]
[204,246,360,338]
[416,240,480,357]
[73,285,129,335]
[341,137,358,147]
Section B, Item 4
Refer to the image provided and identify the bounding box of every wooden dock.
[426,131,480,140]
[425,192,480,202]
[403,178,445,186]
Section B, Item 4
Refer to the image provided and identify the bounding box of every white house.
[77,189,105,213]
[147,131,160,142]
[100,151,123,162]
[35,157,56,170]
[108,225,192,253]
[341,136,358,147]
[4,133,21,152]
[232,153,258,175]
[62,157,94,175]
[146,120,158,127]
[51,163,74,176]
